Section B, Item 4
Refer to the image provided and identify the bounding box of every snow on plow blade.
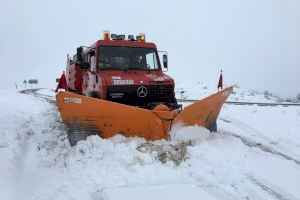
[56,86,233,141]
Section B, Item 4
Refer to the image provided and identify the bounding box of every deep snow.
[1,85,300,200]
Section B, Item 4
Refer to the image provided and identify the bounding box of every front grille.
[107,84,175,107]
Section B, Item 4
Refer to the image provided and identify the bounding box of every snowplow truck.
[56,32,233,145]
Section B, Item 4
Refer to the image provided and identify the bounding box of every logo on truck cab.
[137,86,148,97]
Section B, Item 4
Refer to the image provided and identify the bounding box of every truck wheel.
[67,129,91,146]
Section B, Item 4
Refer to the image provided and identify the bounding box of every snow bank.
[1,89,300,200]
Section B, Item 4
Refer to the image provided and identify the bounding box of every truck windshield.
[98,46,160,70]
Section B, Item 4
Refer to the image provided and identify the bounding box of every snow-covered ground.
[175,81,280,103]
[1,86,300,200]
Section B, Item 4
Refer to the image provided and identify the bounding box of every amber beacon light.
[103,31,110,40]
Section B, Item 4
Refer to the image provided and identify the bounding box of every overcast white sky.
[0,0,299,97]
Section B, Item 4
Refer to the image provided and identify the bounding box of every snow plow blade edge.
[172,86,233,131]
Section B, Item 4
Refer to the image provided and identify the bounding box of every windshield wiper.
[128,66,151,70]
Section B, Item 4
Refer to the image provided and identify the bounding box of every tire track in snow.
[0,143,9,148]
[196,182,239,200]
[228,132,300,165]
[195,176,277,200]
[247,174,299,200]
[220,116,300,160]
[202,173,292,200]
[242,182,268,200]
[20,88,56,105]
[219,118,300,165]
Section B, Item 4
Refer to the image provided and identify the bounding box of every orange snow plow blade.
[56,92,170,140]
[56,86,233,140]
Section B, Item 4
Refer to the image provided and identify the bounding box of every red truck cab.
[66,32,179,109]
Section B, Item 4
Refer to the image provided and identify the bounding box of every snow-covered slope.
[1,88,300,200]
[175,81,280,103]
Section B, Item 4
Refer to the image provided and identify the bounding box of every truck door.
[83,51,100,97]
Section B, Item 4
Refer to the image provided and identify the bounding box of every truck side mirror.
[77,47,84,62]
[79,61,89,70]
[163,54,168,69]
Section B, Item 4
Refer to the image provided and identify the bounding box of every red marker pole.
[217,70,223,92]
[55,71,67,92]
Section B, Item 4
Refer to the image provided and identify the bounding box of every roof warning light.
[103,31,110,40]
